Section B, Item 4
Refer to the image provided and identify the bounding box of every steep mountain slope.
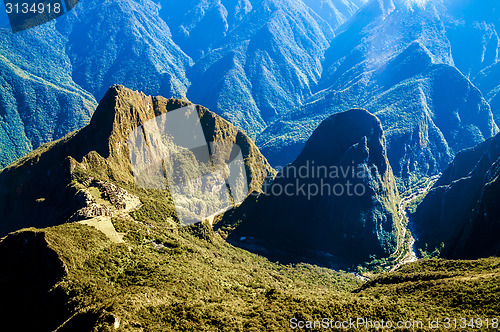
[58,0,192,101]
[0,0,366,168]
[159,0,254,60]
[444,0,500,79]
[161,0,367,60]
[0,26,96,167]
[3,215,500,330]
[0,85,274,237]
[167,0,368,133]
[475,60,500,124]
[2,0,498,178]
[0,0,193,169]
[260,0,499,178]
[260,42,497,176]
[446,0,500,127]
[1,88,499,329]
[413,131,500,259]
[184,0,337,134]
[302,0,368,30]
[221,109,400,268]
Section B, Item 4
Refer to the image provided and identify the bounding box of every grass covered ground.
[25,208,499,331]
[1,171,499,331]
[2,171,498,331]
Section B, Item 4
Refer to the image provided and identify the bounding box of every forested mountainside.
[1,0,500,330]
[0,85,274,236]
[1,87,500,330]
[413,131,500,259]
[259,0,500,178]
[4,0,499,177]
[1,0,499,266]
[221,109,401,269]
[0,0,368,168]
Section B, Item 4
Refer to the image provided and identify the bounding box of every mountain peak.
[89,85,152,140]
[222,108,400,267]
[83,85,191,161]
[0,86,274,236]
[296,108,388,174]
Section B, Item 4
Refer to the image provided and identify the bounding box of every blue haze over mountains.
[1,0,499,178]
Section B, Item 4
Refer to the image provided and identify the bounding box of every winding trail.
[390,175,440,272]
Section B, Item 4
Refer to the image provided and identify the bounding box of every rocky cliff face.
[2,0,498,176]
[0,85,274,237]
[413,131,500,259]
[223,108,400,267]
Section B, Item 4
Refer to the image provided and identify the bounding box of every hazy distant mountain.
[259,0,500,178]
[1,92,499,330]
[475,61,500,124]
[221,109,400,268]
[59,0,192,101]
[178,0,363,133]
[1,0,499,179]
[0,0,193,169]
[444,0,500,130]
[0,27,96,167]
[0,0,366,168]
[160,0,367,60]
[2,2,500,328]
[413,131,500,259]
[444,0,499,79]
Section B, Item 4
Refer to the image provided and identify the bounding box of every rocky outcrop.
[96,181,132,210]
[223,109,400,267]
[69,188,113,222]
[0,0,365,168]
[0,85,274,237]
[68,180,140,221]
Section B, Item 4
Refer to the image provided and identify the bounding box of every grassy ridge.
[35,215,500,331]
[2,162,500,330]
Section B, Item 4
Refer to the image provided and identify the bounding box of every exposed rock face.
[96,181,132,210]
[224,109,400,267]
[69,185,114,222]
[475,61,500,125]
[413,132,500,259]
[0,85,274,237]
[2,0,498,176]
[70,203,113,222]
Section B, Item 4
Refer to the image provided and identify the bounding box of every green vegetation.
[41,218,362,330]
[9,214,498,331]
[4,159,496,330]
[406,194,426,215]
[418,243,446,260]
[3,155,498,330]
[1,85,499,331]
[0,52,96,168]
